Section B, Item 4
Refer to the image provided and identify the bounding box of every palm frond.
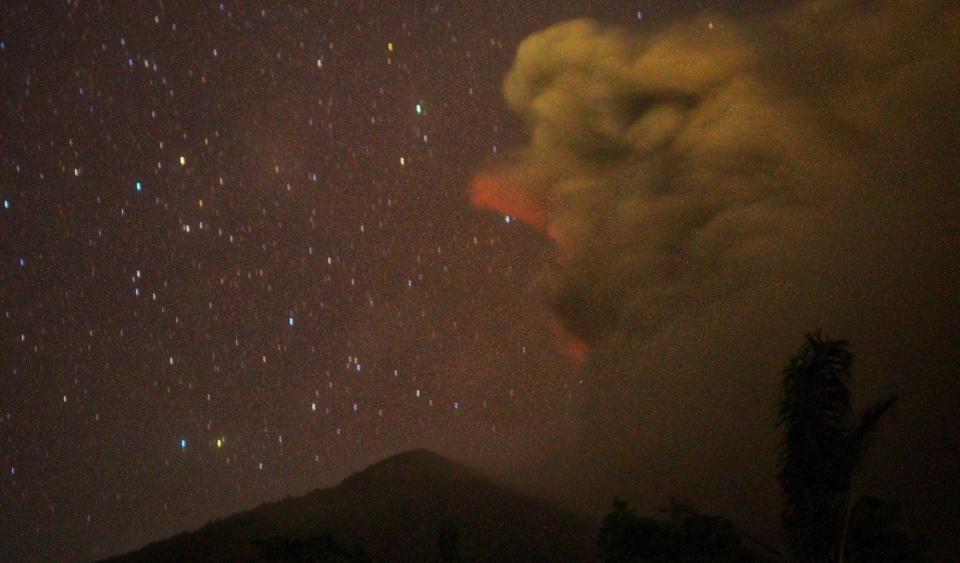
[848,393,897,470]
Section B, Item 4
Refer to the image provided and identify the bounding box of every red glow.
[549,318,590,365]
[562,337,590,365]
[469,174,547,230]
[471,173,586,363]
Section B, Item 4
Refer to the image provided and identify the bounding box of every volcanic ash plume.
[472,1,960,352]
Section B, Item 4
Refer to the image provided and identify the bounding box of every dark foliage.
[436,521,461,563]
[598,498,768,562]
[252,534,370,563]
[844,497,928,562]
[776,333,897,562]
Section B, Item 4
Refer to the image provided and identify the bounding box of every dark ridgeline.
[97,334,930,562]
[97,449,597,562]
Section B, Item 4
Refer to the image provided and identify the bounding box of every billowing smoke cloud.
[474,0,960,553]
[474,1,959,350]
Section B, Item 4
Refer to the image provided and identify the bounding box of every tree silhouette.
[776,333,897,562]
[436,520,460,563]
[252,534,370,562]
[844,496,928,562]
[598,498,767,562]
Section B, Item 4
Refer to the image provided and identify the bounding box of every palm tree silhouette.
[776,333,896,562]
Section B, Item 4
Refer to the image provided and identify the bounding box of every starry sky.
[2,1,958,561]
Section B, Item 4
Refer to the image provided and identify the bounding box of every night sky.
[2,1,958,561]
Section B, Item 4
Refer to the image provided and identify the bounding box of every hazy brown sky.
[472,0,960,555]
[1,1,957,560]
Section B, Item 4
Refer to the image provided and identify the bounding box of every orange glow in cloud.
[549,317,590,365]
[562,337,590,365]
[469,174,547,230]
[471,173,587,363]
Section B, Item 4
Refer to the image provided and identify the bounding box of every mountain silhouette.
[99,449,597,562]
